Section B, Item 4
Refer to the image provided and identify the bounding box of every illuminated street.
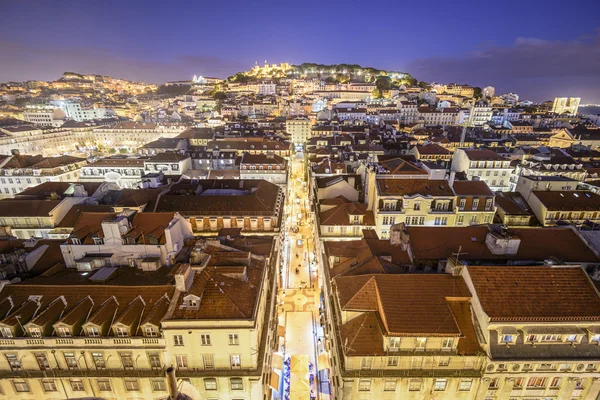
[278,150,325,400]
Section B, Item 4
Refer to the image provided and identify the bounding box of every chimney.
[174,264,195,292]
[449,171,456,187]
[166,367,179,399]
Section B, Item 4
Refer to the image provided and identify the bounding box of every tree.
[372,88,383,99]
[375,76,392,92]
[213,92,227,101]
[119,148,129,154]
[108,148,117,154]
[473,87,482,99]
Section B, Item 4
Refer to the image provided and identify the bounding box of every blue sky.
[1,0,600,102]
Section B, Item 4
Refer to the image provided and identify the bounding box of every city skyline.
[1,0,600,102]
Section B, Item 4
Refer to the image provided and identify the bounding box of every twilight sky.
[1,0,600,102]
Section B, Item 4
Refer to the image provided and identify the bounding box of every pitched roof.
[0,199,60,217]
[531,191,600,211]
[407,226,600,263]
[378,157,428,175]
[467,266,600,322]
[319,203,375,226]
[377,178,454,196]
[335,274,471,336]
[452,180,494,196]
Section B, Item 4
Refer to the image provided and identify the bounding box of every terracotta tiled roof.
[467,266,600,322]
[407,226,600,263]
[378,157,428,175]
[335,274,471,336]
[319,203,375,226]
[377,178,454,196]
[0,199,60,217]
[531,190,600,211]
[452,180,494,196]
[340,312,384,356]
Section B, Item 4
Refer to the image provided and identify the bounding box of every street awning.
[277,325,286,337]
[272,353,284,370]
[269,370,281,390]
[290,354,310,373]
[318,354,330,369]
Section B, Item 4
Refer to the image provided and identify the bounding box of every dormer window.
[87,326,100,337]
[71,238,81,245]
[93,237,104,245]
[541,334,561,342]
[591,334,600,343]
[56,327,71,337]
[501,335,514,343]
[0,327,13,338]
[29,327,42,338]
[145,326,158,337]
[115,326,129,337]
[526,334,539,342]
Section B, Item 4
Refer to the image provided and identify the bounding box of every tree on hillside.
[376,76,392,92]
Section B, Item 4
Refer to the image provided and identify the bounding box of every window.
[433,379,447,391]
[203,354,214,370]
[550,377,562,388]
[382,216,389,225]
[204,378,217,390]
[87,326,100,337]
[415,337,427,350]
[438,356,450,366]
[6,354,21,370]
[488,378,499,389]
[92,352,106,369]
[387,356,398,366]
[358,379,371,391]
[383,379,396,391]
[413,201,421,211]
[230,354,241,369]
[361,357,372,369]
[13,379,29,392]
[152,379,166,391]
[70,379,84,391]
[64,352,78,369]
[93,237,104,245]
[458,379,473,391]
[485,198,493,210]
[56,326,71,337]
[42,379,57,392]
[472,199,479,210]
[389,337,400,349]
[201,334,211,346]
[459,198,466,210]
[35,353,49,370]
[514,377,524,388]
[176,355,188,369]
[526,334,538,342]
[409,379,423,391]
[231,377,243,390]
[457,215,464,225]
[527,377,547,388]
[441,338,453,350]
[148,352,161,369]
[115,326,129,337]
[29,327,42,338]
[145,326,158,337]
[124,379,139,391]
[411,357,423,368]
[173,335,184,346]
[566,334,578,342]
[120,352,134,369]
[97,379,111,391]
[541,334,561,342]
[228,333,239,345]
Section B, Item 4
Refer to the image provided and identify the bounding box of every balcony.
[0,336,166,348]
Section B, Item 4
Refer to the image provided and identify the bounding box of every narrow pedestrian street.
[276,151,328,400]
